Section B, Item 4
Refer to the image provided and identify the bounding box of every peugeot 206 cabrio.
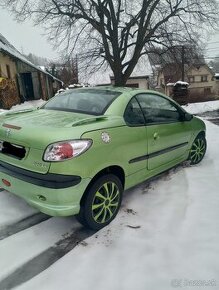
[0,87,206,229]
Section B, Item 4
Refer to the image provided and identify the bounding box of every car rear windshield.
[42,89,120,115]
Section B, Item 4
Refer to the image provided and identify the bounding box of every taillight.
[43,139,92,162]
[2,179,11,187]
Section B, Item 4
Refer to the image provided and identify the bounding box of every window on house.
[201,75,208,82]
[6,64,11,79]
[188,76,195,83]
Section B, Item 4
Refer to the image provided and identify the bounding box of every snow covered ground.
[182,100,219,115]
[0,100,219,290]
[0,99,46,115]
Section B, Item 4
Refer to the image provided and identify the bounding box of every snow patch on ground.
[183,100,219,114]
[11,99,46,111]
[0,98,219,290]
[0,217,76,281]
[17,120,219,290]
[0,99,46,114]
[0,191,37,230]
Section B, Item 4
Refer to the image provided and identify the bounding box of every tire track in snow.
[208,118,219,126]
[197,110,219,126]
[0,213,50,241]
[0,227,95,290]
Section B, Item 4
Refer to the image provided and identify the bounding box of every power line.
[206,41,219,44]
[204,57,219,59]
[205,47,219,50]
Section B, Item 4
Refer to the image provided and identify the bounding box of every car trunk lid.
[0,109,124,173]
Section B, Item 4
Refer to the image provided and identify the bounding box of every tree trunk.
[113,70,127,87]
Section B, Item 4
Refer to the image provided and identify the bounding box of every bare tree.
[149,43,205,83]
[1,0,218,86]
[209,58,219,73]
[48,58,78,85]
[24,53,50,66]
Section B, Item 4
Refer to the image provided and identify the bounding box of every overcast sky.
[0,7,219,63]
[0,8,59,60]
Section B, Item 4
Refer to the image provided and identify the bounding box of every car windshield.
[42,89,120,115]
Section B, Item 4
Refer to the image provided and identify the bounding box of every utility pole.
[75,54,79,84]
[181,45,185,81]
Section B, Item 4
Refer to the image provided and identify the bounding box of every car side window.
[124,97,145,126]
[136,94,181,124]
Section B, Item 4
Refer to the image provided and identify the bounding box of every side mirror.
[182,112,193,121]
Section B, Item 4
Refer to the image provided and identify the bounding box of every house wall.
[126,78,149,89]
[157,71,165,88]
[17,61,36,73]
[32,71,42,100]
[157,64,219,101]
[0,50,62,108]
[111,77,149,89]
[214,80,219,96]
[17,61,56,100]
[53,79,62,91]
[165,85,174,97]
[0,52,17,80]
[39,73,48,100]
[187,66,215,92]
[156,72,165,94]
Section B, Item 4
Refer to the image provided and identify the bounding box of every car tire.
[76,174,123,230]
[189,134,207,165]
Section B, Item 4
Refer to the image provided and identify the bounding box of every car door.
[123,97,148,181]
[135,93,193,171]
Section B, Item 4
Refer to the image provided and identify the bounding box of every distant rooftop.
[79,55,153,85]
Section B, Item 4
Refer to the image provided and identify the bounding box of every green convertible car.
[0,87,206,229]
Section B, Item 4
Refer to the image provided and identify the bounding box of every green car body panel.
[0,87,206,217]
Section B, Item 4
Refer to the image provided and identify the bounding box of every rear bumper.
[0,161,91,216]
[0,160,81,189]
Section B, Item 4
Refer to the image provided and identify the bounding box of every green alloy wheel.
[76,174,123,230]
[189,135,207,165]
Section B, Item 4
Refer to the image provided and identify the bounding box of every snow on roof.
[79,64,111,86]
[182,100,219,114]
[68,83,87,88]
[174,81,189,86]
[166,82,175,86]
[0,33,41,72]
[0,33,62,84]
[79,55,153,86]
[215,73,219,77]
[38,66,47,71]
[130,55,153,77]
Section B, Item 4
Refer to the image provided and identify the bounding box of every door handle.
[153,132,159,140]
